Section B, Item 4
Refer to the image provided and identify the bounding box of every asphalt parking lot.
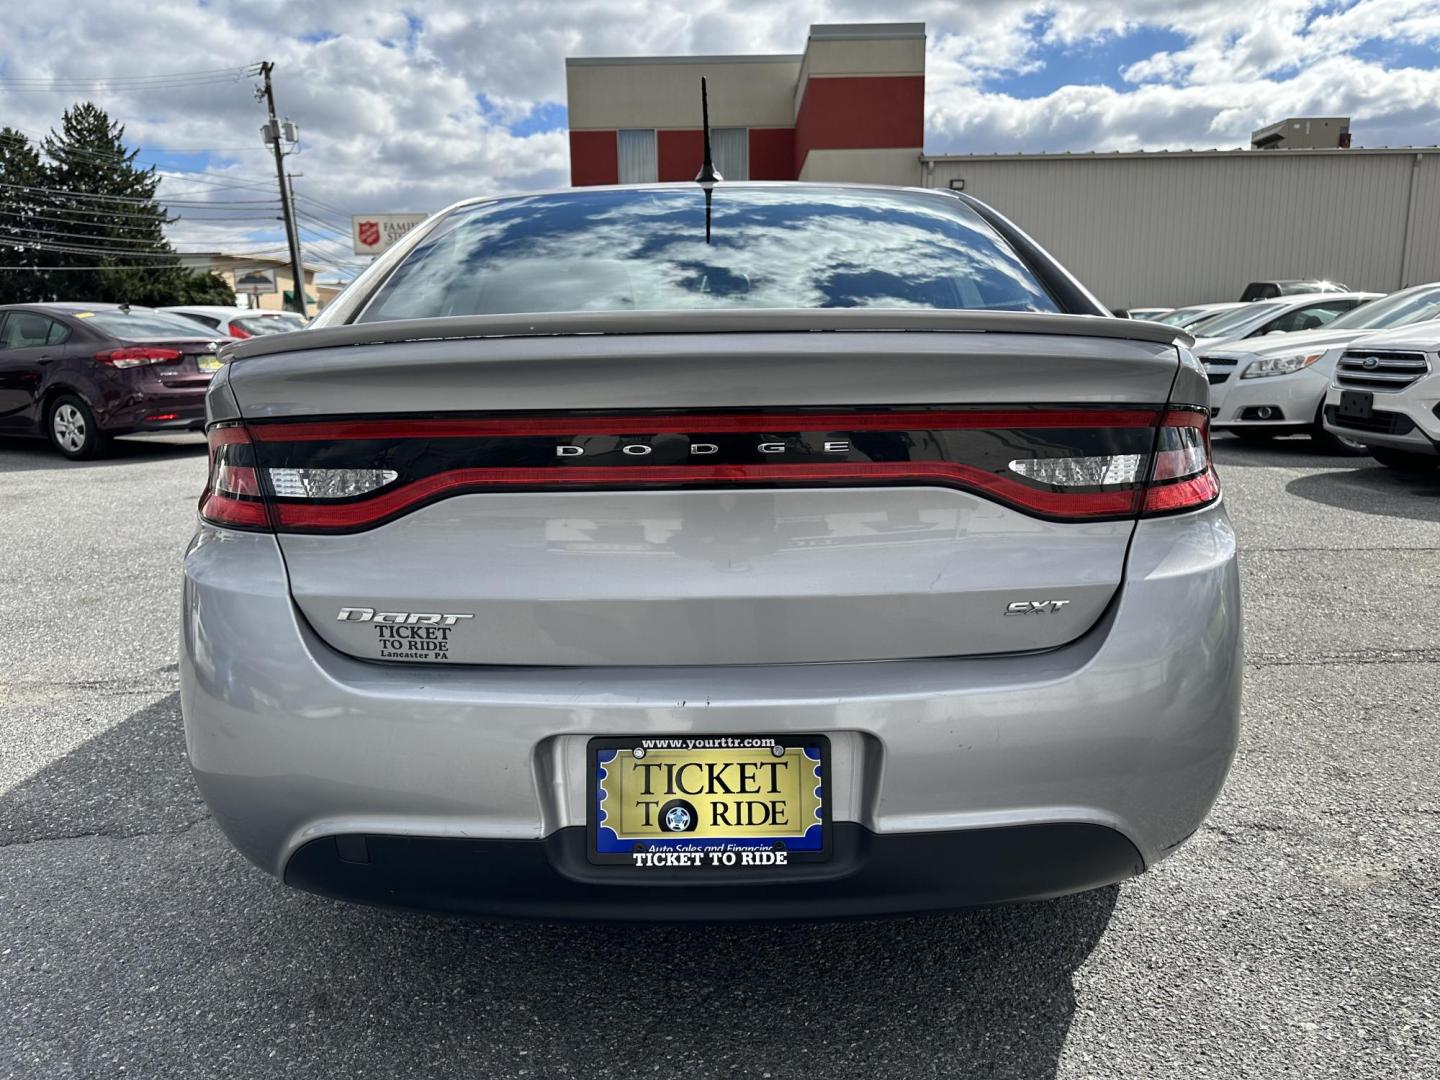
[1,430,1437,1079]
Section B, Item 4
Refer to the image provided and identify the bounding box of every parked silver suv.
[180,183,1242,919]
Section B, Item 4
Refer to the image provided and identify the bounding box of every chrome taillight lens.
[267,468,398,499]
[1008,454,1146,487]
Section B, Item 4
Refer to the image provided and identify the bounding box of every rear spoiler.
[221,309,1192,363]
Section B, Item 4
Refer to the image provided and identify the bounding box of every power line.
[0,65,259,93]
[294,190,359,219]
[0,223,290,254]
[294,229,364,257]
[0,208,256,233]
[0,230,296,258]
[0,197,280,223]
[293,210,354,240]
[0,80,254,94]
[0,238,181,258]
[0,64,255,84]
[3,132,282,193]
[2,223,176,247]
[0,181,282,209]
[0,263,192,270]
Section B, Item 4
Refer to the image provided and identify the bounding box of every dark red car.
[0,302,228,459]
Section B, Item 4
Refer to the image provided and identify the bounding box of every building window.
[712,127,749,181]
[617,129,657,184]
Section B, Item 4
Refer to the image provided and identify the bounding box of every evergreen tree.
[41,101,183,303]
[0,127,51,303]
[0,102,241,306]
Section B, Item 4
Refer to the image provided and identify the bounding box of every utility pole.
[256,61,308,316]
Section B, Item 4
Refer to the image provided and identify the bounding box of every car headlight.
[1240,352,1325,379]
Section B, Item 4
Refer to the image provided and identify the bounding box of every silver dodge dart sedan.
[180,182,1242,920]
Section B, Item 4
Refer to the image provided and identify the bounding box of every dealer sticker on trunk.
[588,735,828,867]
[335,606,473,662]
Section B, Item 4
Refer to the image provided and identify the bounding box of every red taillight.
[226,322,253,339]
[199,424,271,530]
[234,406,1221,534]
[93,346,183,368]
[245,407,1165,533]
[1142,407,1220,515]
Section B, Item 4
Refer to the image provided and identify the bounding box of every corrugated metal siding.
[1402,153,1440,287]
[924,151,1440,307]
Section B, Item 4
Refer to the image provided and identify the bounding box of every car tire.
[1231,429,1276,443]
[1310,425,1371,456]
[1371,448,1440,473]
[47,395,111,460]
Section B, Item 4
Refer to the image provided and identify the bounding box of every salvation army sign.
[351,213,429,255]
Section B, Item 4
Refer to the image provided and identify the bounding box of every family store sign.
[351,213,429,255]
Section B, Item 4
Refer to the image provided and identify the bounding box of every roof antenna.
[695,76,722,243]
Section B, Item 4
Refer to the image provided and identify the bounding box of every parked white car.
[1188,292,1379,354]
[1202,282,1440,451]
[162,305,308,339]
[1323,321,1440,471]
[1154,303,1246,330]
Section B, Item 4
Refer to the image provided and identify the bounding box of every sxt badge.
[1005,599,1072,615]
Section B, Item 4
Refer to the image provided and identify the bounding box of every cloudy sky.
[3,0,1438,280]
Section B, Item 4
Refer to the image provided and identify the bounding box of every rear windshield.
[1191,302,1285,337]
[1279,280,1344,295]
[357,186,1062,322]
[80,309,216,341]
[1326,287,1440,330]
[233,314,304,336]
[1154,308,1202,325]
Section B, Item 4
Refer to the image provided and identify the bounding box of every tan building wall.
[178,253,320,316]
[799,148,922,185]
[567,56,801,131]
[923,148,1440,307]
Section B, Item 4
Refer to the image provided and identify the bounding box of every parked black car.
[0,302,228,459]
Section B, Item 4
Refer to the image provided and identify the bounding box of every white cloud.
[1,0,1438,278]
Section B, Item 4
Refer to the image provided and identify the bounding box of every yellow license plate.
[589,736,828,867]
[198,354,222,372]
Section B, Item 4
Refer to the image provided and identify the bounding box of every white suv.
[1322,321,1440,471]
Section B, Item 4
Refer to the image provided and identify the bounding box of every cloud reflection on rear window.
[358,185,1061,322]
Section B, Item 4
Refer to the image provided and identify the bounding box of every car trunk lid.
[217,315,1187,666]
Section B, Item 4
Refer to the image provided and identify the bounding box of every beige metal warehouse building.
[920,148,1440,308]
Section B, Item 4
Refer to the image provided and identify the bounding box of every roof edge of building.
[566,53,803,67]
[807,22,926,41]
[922,146,1440,163]
[178,251,325,272]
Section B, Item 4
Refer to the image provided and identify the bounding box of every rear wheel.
[47,395,110,460]
[1371,447,1440,473]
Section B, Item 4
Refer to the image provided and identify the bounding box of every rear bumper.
[96,377,210,433]
[180,502,1242,918]
[285,823,1144,921]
